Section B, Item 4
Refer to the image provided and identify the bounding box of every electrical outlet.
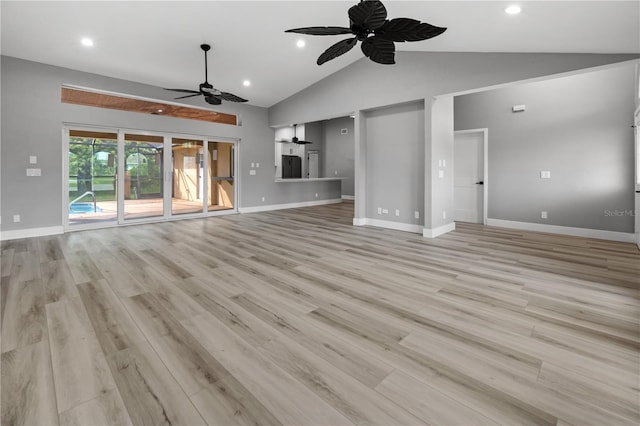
[540,171,551,179]
[377,207,382,214]
[442,211,447,219]
[26,168,41,177]
[249,169,256,175]
[541,211,548,219]
[382,209,389,214]
[315,193,318,198]
[13,214,20,223]
[261,196,265,202]
[395,209,400,217]
[29,155,37,164]
[414,211,419,219]
[334,170,338,175]
[438,170,444,178]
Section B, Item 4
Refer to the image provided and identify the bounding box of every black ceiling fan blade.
[204,95,222,105]
[317,37,357,65]
[219,92,248,103]
[165,88,201,94]
[285,26,353,36]
[348,0,387,30]
[173,93,202,99]
[377,18,447,42]
[361,36,395,64]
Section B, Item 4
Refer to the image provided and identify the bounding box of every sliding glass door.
[65,127,237,230]
[67,130,118,226]
[171,138,205,216]
[124,134,165,221]
[208,142,235,212]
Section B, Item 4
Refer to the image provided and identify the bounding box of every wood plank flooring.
[1,201,639,425]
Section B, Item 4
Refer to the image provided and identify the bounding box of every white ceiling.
[2,1,638,107]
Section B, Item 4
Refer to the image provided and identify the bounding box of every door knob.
[475,181,484,185]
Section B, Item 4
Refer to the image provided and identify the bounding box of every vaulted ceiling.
[2,1,638,107]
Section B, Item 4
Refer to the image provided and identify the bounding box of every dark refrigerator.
[282,155,302,179]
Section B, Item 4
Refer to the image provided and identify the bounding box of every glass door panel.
[68,130,118,225]
[207,142,235,212]
[172,138,204,215]
[124,134,164,220]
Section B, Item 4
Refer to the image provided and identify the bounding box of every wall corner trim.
[353,217,367,226]
[423,222,456,238]
[0,226,64,241]
[238,198,342,214]
[487,218,636,243]
[354,218,423,234]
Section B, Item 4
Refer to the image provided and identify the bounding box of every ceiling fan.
[279,124,312,145]
[165,44,248,105]
[286,0,446,65]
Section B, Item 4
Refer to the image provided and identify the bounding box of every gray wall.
[269,53,638,127]
[429,96,454,229]
[268,51,638,231]
[455,65,636,232]
[365,102,424,225]
[321,116,355,196]
[0,56,340,233]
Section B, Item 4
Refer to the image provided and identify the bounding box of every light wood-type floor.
[1,201,639,425]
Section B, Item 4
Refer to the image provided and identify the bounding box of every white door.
[308,151,319,178]
[454,130,485,224]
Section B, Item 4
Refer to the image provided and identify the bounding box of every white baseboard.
[487,219,636,243]
[341,195,355,200]
[423,222,456,238]
[238,198,342,214]
[0,226,64,241]
[353,217,423,234]
[353,217,367,226]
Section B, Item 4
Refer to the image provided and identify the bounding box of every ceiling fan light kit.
[291,124,312,144]
[285,0,447,65]
[164,43,248,105]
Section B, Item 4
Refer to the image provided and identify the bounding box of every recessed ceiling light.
[505,5,522,15]
[157,109,163,113]
[81,37,94,47]
[243,80,251,87]
[296,39,306,48]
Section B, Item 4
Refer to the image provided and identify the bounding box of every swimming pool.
[69,202,103,214]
